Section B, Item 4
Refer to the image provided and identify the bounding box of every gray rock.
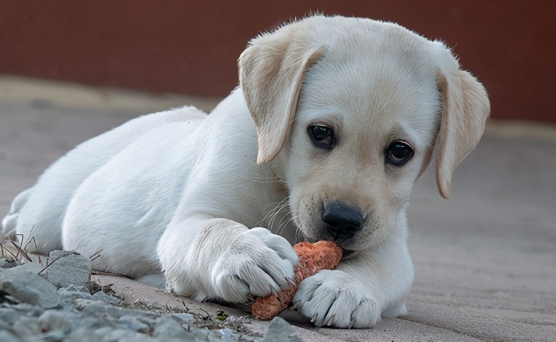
[66,326,134,342]
[135,315,157,327]
[6,262,43,274]
[74,298,107,309]
[0,257,19,270]
[70,316,103,330]
[215,328,239,342]
[41,329,66,342]
[262,317,303,342]
[188,325,212,340]
[94,326,115,335]
[170,312,195,324]
[0,319,13,332]
[0,308,21,324]
[118,334,157,342]
[65,327,103,342]
[38,310,77,333]
[58,285,94,300]
[0,330,21,342]
[10,303,45,317]
[63,284,81,292]
[42,250,92,289]
[0,269,60,308]
[91,290,119,304]
[79,301,159,321]
[117,315,150,333]
[0,261,263,342]
[153,315,192,339]
[100,328,130,342]
[12,316,41,338]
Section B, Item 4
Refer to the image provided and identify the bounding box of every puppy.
[2,15,489,328]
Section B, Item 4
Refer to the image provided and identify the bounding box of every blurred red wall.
[1,0,555,123]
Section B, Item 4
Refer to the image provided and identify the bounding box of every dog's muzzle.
[322,202,364,241]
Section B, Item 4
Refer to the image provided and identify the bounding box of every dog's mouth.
[340,248,356,260]
[301,235,357,260]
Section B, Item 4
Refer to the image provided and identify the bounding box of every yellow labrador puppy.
[2,15,489,328]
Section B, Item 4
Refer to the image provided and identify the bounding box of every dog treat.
[252,240,342,320]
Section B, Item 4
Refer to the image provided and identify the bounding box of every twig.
[89,249,103,263]
[10,240,32,263]
[14,234,26,260]
[197,306,210,319]
[89,249,103,261]
[0,241,19,260]
[91,269,131,278]
[0,243,18,259]
[24,236,43,265]
[23,227,35,251]
[27,226,44,265]
[38,255,64,275]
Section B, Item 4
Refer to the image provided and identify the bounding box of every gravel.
[0,252,304,341]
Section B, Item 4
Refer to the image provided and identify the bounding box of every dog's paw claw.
[211,228,297,303]
[292,269,381,328]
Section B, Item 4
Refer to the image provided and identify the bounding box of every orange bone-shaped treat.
[252,240,343,320]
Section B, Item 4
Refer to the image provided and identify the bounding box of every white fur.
[2,15,489,328]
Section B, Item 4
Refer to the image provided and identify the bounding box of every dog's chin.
[335,239,364,260]
[340,248,357,260]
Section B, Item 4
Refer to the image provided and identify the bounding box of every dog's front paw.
[292,270,380,328]
[211,227,298,303]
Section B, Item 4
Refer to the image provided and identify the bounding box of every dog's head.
[239,16,489,252]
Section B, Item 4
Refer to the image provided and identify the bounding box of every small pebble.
[42,250,92,289]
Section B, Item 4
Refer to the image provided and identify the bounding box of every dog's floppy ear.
[238,24,324,164]
[435,51,490,199]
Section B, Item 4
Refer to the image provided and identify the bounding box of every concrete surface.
[1,76,555,341]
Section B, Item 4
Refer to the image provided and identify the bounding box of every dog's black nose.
[322,203,364,240]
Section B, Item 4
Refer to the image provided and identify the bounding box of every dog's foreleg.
[158,217,299,303]
[291,227,414,328]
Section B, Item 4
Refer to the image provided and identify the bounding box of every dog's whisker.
[275,215,296,236]
[262,196,291,233]
[263,196,289,221]
[272,205,295,236]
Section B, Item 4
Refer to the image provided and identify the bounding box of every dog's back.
[1,106,207,254]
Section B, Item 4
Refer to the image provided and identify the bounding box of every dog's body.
[2,16,489,328]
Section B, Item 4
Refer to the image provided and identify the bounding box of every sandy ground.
[1,76,555,341]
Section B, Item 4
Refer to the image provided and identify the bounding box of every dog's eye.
[308,125,335,149]
[385,142,414,166]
